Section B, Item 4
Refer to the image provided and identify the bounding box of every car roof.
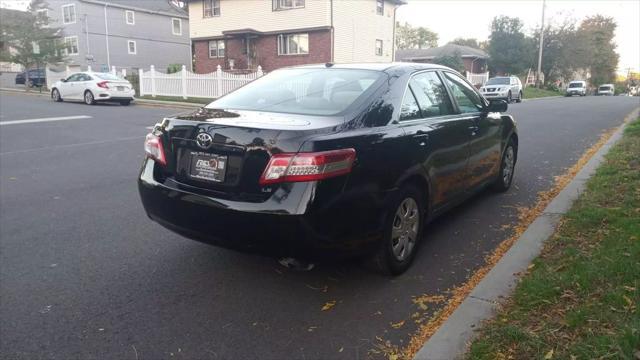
[283,62,454,73]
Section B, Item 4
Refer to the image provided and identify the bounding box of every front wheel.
[492,139,517,192]
[84,91,95,105]
[370,185,424,276]
[516,91,523,103]
[507,91,512,103]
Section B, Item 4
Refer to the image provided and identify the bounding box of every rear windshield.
[486,77,510,85]
[569,82,584,88]
[207,68,384,116]
[94,73,121,80]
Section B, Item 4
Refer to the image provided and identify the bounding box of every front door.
[398,71,473,210]
[441,71,502,191]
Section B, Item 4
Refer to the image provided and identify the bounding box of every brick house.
[395,44,489,74]
[187,0,405,73]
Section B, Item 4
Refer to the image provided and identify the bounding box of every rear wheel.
[84,91,95,105]
[120,100,131,106]
[516,90,523,103]
[492,138,517,192]
[370,185,424,276]
[51,89,62,102]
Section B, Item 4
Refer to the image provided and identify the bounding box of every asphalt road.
[1,92,639,360]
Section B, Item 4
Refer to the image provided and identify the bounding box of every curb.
[1,88,202,109]
[414,107,640,360]
[521,95,562,102]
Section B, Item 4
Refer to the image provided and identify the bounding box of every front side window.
[273,0,305,10]
[410,72,454,117]
[203,0,220,17]
[172,18,182,35]
[125,10,135,25]
[443,72,484,113]
[376,0,384,15]
[277,33,308,55]
[64,36,78,55]
[375,39,383,56]
[208,68,384,116]
[62,4,76,24]
[128,40,136,54]
[208,40,225,58]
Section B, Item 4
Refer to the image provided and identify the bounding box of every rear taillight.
[97,81,109,89]
[259,149,356,186]
[144,133,166,166]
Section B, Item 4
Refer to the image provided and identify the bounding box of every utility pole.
[535,0,546,88]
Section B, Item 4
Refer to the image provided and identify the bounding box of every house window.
[208,40,225,58]
[36,8,48,27]
[375,39,383,56]
[203,0,220,17]
[128,40,136,55]
[64,36,78,55]
[172,18,182,35]
[125,10,135,25]
[277,33,308,55]
[376,0,384,15]
[62,4,76,24]
[273,0,305,10]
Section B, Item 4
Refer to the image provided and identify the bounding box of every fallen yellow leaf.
[321,300,336,311]
[391,320,405,329]
[544,349,554,359]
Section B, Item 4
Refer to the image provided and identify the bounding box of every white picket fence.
[45,65,127,89]
[140,65,264,99]
[466,71,490,87]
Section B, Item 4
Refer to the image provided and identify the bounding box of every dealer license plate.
[188,152,227,183]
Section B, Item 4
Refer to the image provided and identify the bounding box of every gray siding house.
[41,0,190,72]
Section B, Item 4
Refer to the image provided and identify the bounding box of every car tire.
[51,89,63,102]
[28,80,34,88]
[492,138,517,192]
[507,91,512,103]
[370,184,424,276]
[84,91,95,105]
[516,91,523,103]
[120,100,131,106]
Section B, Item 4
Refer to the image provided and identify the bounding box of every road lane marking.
[0,115,92,126]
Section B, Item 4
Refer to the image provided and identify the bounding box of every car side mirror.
[487,100,508,113]
[62,79,67,82]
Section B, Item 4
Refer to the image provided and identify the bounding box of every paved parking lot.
[1,91,639,359]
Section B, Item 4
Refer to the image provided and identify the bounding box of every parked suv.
[565,80,587,96]
[596,84,615,96]
[479,76,523,103]
[15,69,46,87]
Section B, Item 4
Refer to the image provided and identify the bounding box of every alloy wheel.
[390,197,419,262]
[52,89,60,101]
[85,92,94,105]
[502,146,515,186]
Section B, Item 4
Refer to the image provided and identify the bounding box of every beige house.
[187,0,405,73]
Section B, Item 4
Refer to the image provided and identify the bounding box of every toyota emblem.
[196,133,213,149]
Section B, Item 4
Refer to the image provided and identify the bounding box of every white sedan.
[51,72,135,106]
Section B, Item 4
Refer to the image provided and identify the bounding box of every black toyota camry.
[138,63,518,275]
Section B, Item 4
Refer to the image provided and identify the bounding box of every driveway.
[1,92,638,359]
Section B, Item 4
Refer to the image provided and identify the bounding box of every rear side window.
[410,72,454,118]
[209,68,383,116]
[399,89,421,121]
[442,72,484,113]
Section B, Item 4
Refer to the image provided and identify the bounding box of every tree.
[0,0,65,88]
[487,16,535,76]
[578,15,619,85]
[432,52,465,73]
[449,38,481,49]
[532,17,587,84]
[395,22,438,49]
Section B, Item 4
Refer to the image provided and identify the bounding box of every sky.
[397,0,640,74]
[1,0,638,74]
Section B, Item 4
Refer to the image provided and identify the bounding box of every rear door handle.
[413,131,429,146]
[468,125,479,135]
